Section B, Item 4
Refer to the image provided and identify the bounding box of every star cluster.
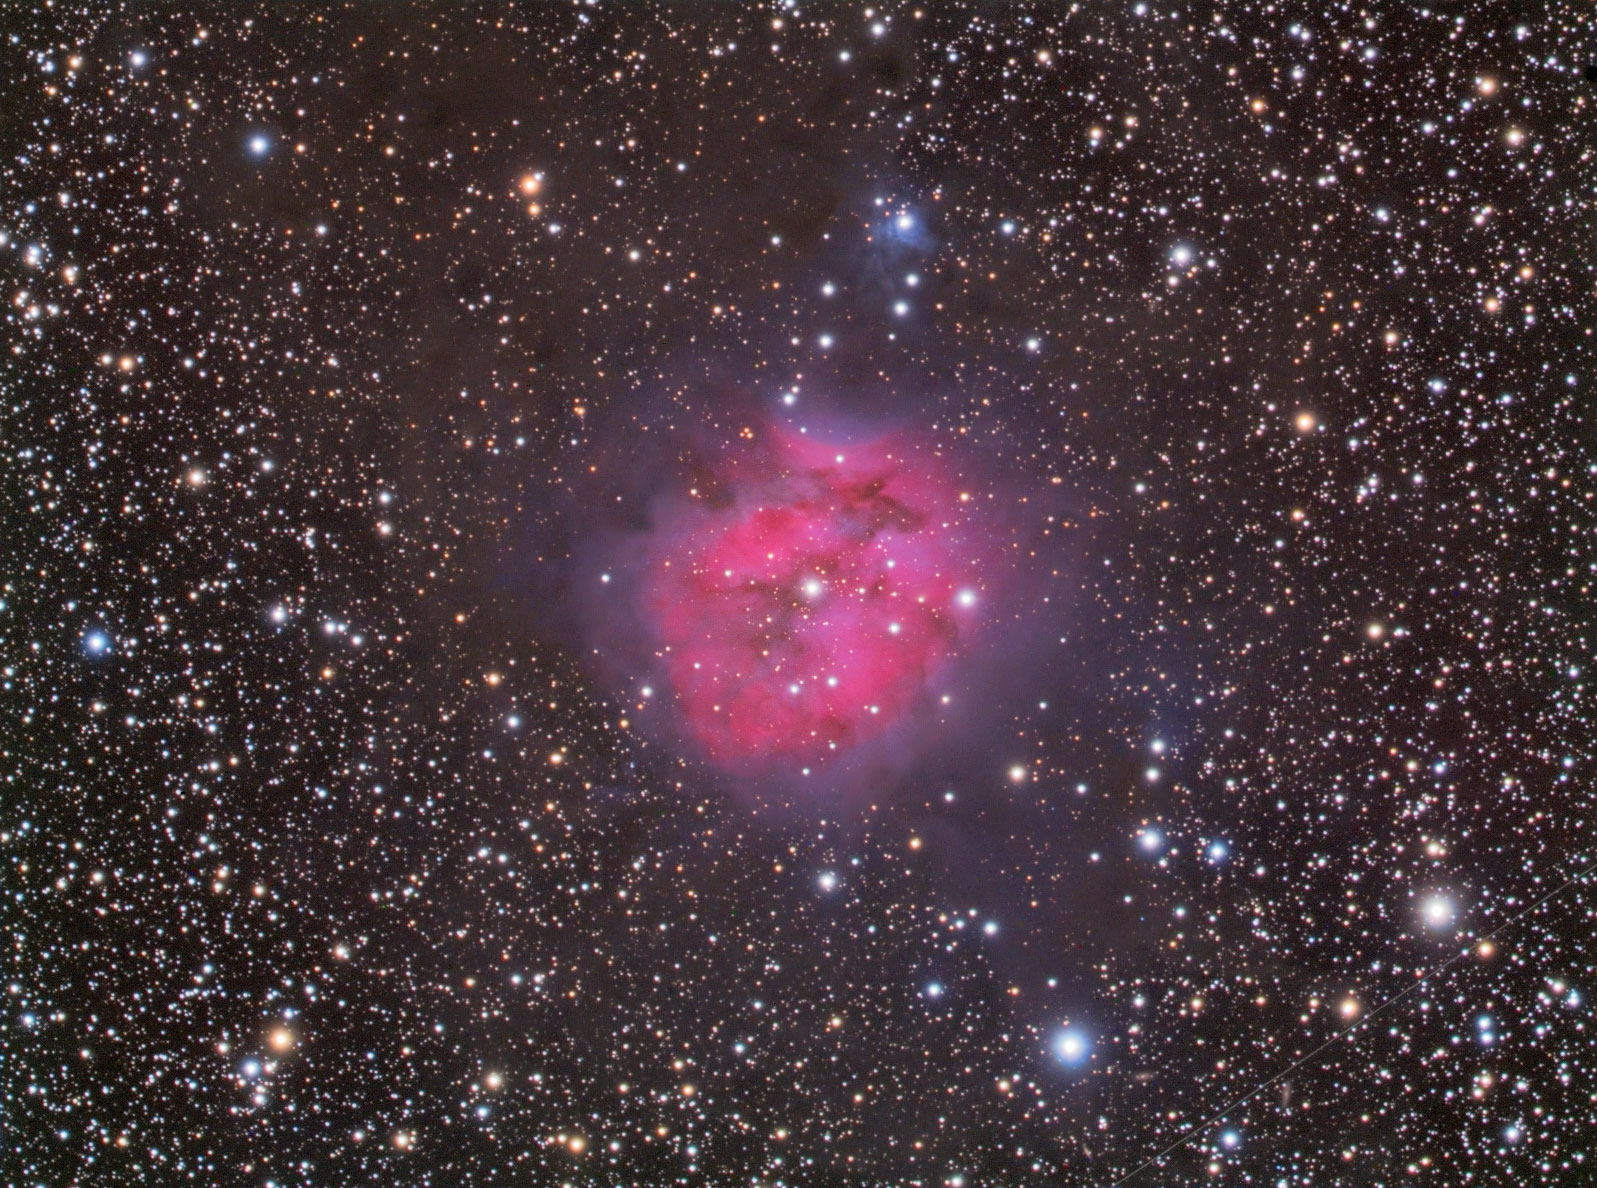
[3,4,1595,1187]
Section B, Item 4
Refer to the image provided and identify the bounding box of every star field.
[4,4,1597,1186]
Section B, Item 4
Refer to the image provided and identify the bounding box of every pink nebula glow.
[640,425,997,770]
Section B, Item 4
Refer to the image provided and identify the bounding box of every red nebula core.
[642,426,994,770]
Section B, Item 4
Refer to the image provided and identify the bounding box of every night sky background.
[6,3,1597,1186]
